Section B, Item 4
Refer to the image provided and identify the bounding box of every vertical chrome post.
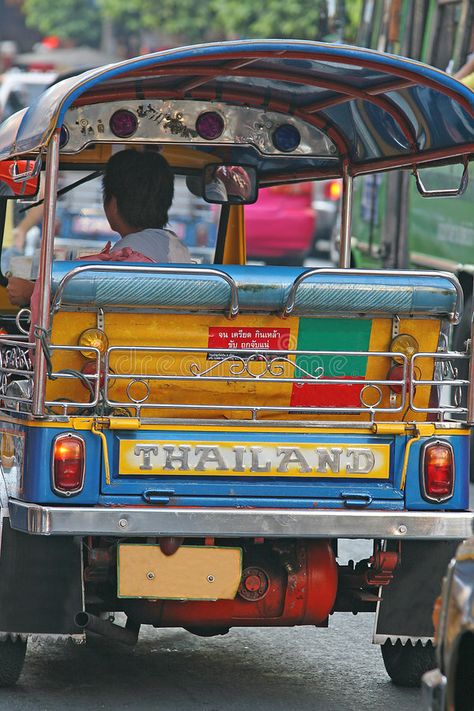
[32,131,60,417]
[338,161,353,269]
[467,312,474,426]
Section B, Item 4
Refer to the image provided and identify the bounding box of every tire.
[381,640,435,688]
[0,637,27,687]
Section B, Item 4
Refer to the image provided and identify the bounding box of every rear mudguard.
[0,519,83,635]
[373,540,461,644]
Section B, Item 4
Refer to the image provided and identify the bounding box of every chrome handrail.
[281,268,464,323]
[468,315,474,426]
[51,264,240,319]
[103,346,408,418]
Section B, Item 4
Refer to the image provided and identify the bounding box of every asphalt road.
[2,489,472,710]
[2,609,421,711]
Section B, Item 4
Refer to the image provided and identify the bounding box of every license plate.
[119,440,390,479]
[117,544,242,600]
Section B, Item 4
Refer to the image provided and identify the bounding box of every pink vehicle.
[245,182,316,264]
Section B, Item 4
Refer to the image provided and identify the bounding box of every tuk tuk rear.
[0,40,472,688]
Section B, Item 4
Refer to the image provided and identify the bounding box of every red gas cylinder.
[125,540,338,629]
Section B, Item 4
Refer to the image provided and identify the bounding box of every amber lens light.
[423,442,454,501]
[390,334,419,364]
[53,435,85,495]
[78,328,109,359]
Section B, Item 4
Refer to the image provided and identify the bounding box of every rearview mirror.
[203,164,257,204]
[0,160,41,199]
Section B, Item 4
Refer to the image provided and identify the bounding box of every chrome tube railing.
[51,264,240,319]
[467,315,474,426]
[0,340,101,416]
[0,336,470,423]
[281,268,464,323]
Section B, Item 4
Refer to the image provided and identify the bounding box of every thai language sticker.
[207,326,291,360]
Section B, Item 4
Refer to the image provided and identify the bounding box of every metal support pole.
[338,161,353,269]
[32,131,60,417]
[467,312,474,426]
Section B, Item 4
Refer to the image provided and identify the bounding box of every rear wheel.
[381,640,435,688]
[0,637,27,687]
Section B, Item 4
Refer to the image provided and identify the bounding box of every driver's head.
[102,149,174,231]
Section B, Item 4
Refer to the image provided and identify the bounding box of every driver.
[6,149,192,307]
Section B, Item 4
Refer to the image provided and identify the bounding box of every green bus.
[351,0,474,346]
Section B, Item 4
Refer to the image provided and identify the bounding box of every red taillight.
[53,434,85,496]
[387,364,406,394]
[422,441,454,502]
[324,179,342,201]
[387,363,420,394]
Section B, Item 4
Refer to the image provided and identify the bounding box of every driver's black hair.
[102,149,174,229]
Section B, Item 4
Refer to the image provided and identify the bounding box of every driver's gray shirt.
[113,228,192,262]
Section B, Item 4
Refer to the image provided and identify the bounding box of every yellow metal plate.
[117,544,242,600]
[119,440,390,479]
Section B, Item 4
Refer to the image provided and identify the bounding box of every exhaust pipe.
[75,612,139,646]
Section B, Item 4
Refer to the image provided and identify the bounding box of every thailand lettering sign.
[119,440,390,479]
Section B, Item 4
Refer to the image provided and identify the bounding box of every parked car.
[245,179,341,264]
[422,535,474,710]
[245,182,316,264]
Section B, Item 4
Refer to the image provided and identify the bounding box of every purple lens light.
[109,110,138,138]
[195,112,224,140]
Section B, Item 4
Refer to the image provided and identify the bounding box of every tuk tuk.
[0,40,472,688]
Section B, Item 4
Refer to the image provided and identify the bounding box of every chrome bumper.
[8,500,474,539]
[422,669,446,711]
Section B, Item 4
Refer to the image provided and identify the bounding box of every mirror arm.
[214,205,230,264]
[413,157,469,198]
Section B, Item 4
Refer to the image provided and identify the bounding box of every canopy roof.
[0,40,472,179]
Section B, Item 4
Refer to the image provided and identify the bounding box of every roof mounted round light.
[109,110,138,138]
[195,112,224,140]
[59,125,69,148]
[272,124,301,152]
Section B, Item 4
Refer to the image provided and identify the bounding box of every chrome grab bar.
[51,264,240,319]
[281,267,464,324]
[468,316,474,426]
[413,158,469,198]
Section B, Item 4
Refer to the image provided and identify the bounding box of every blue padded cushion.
[50,261,458,316]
